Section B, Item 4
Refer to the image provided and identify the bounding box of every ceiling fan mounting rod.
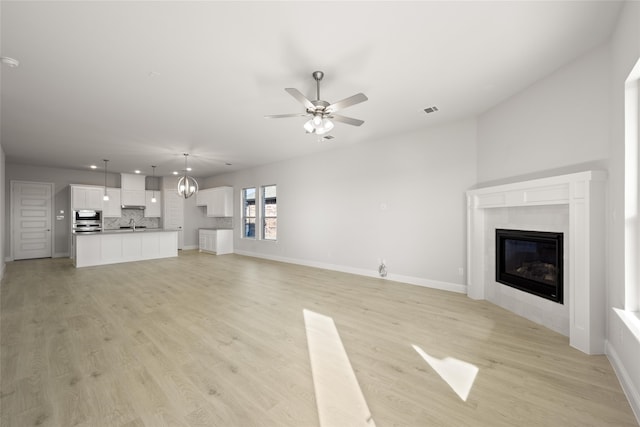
[312,70,324,101]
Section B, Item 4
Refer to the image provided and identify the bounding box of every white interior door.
[12,181,53,260]
[163,190,184,249]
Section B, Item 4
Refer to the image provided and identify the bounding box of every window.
[625,57,640,312]
[262,185,277,240]
[242,187,256,239]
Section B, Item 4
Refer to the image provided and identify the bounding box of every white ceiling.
[0,1,623,178]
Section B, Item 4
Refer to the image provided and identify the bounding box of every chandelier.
[177,153,198,199]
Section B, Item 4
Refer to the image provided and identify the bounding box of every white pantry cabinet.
[71,185,104,210]
[199,229,233,255]
[196,186,233,217]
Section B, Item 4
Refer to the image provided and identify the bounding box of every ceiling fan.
[265,71,368,136]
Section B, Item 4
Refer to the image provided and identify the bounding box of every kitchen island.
[73,229,178,268]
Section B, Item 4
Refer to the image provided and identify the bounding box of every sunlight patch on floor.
[412,344,479,402]
[304,309,376,427]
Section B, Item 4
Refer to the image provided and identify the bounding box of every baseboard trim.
[233,249,466,294]
[54,252,69,258]
[606,340,640,424]
[182,245,198,251]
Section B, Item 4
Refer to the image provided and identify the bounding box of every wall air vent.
[423,106,439,114]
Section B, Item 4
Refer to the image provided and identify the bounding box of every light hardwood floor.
[1,251,637,426]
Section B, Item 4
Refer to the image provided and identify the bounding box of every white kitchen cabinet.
[199,229,233,255]
[144,190,162,217]
[71,185,104,210]
[196,186,233,217]
[195,189,209,206]
[103,187,122,217]
[74,230,178,267]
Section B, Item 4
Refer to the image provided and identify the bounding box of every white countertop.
[77,228,178,236]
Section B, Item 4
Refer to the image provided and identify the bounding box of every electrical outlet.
[458,267,464,276]
[378,262,387,278]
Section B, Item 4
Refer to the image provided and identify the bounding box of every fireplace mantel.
[466,171,607,354]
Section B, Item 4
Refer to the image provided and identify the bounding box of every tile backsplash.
[104,209,159,230]
[210,217,233,229]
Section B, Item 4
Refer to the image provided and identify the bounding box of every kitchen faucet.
[129,218,136,231]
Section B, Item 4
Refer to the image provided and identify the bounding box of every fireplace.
[496,229,564,304]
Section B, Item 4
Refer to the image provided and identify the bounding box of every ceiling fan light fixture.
[1,56,19,68]
[320,118,334,133]
[304,120,315,133]
[304,115,334,135]
[266,70,367,138]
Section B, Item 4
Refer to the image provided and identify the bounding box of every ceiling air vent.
[423,106,439,114]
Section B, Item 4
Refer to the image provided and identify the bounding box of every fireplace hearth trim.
[466,171,606,355]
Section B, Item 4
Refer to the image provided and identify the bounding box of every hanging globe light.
[177,153,199,198]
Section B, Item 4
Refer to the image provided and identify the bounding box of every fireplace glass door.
[496,229,564,303]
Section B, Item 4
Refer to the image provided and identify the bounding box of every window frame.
[261,184,277,241]
[624,57,640,313]
[241,187,256,239]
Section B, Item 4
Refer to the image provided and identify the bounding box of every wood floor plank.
[1,252,637,426]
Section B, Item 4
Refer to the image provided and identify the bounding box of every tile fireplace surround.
[467,171,607,355]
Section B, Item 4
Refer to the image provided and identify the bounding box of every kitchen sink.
[107,228,147,233]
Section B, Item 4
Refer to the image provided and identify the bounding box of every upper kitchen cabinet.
[71,185,104,210]
[144,190,162,218]
[103,188,122,217]
[196,186,233,217]
[121,173,146,206]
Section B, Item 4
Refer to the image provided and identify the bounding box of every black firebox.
[496,229,564,304]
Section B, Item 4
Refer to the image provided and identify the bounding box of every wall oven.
[73,210,102,233]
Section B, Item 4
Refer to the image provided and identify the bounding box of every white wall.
[4,163,120,258]
[477,44,610,185]
[606,0,640,421]
[183,194,223,249]
[477,2,640,420]
[0,145,5,280]
[206,119,477,290]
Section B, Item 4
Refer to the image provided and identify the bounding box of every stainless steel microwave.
[74,210,102,221]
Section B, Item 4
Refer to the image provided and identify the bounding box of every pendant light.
[102,159,110,201]
[177,153,198,199]
[151,165,157,203]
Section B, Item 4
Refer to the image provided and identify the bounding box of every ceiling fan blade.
[329,114,364,126]
[325,93,368,113]
[285,88,315,110]
[264,113,309,119]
